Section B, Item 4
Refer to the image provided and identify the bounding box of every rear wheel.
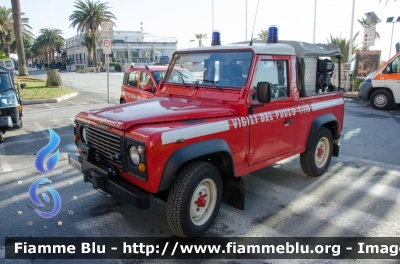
[300,127,333,177]
[370,90,393,110]
[120,99,126,104]
[167,161,222,237]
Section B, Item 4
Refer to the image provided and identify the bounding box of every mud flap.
[333,139,340,157]
[222,176,245,210]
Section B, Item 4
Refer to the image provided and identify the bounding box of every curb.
[21,92,79,105]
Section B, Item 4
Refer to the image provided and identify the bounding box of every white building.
[65,30,177,67]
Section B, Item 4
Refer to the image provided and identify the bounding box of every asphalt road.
[1,70,400,264]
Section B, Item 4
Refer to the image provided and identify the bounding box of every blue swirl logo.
[29,178,62,218]
[34,128,60,174]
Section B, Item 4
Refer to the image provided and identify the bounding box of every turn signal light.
[18,105,22,112]
[74,135,79,141]
[138,163,146,172]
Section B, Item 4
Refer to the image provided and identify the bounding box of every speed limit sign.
[103,38,111,54]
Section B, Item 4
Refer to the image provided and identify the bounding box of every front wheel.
[120,99,126,104]
[300,127,333,177]
[167,161,222,237]
[370,90,393,110]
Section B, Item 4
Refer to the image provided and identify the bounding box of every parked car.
[120,65,197,103]
[0,59,18,76]
[0,66,25,143]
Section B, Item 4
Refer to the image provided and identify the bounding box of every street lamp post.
[212,0,214,33]
[313,0,317,43]
[387,16,400,59]
[348,0,355,63]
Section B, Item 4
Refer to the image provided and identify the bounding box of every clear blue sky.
[5,0,400,61]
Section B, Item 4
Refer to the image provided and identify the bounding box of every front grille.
[86,126,123,168]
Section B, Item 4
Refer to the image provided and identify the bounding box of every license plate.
[69,156,82,171]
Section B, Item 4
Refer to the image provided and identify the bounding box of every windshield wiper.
[0,88,14,93]
[173,70,187,88]
[202,79,219,89]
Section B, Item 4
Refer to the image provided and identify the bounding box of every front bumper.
[358,81,373,102]
[68,153,150,209]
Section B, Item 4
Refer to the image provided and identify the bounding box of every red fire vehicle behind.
[69,38,344,237]
[120,65,197,104]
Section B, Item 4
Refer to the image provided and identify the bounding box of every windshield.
[0,73,13,92]
[0,73,17,107]
[165,51,253,89]
[164,68,198,84]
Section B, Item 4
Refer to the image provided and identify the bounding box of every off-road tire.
[167,161,223,238]
[370,90,393,110]
[300,127,333,177]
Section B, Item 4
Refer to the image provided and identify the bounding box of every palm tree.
[326,33,359,63]
[11,0,28,76]
[0,7,13,56]
[80,33,94,64]
[0,6,33,58]
[69,0,116,66]
[35,28,64,63]
[257,30,268,40]
[190,34,208,47]
[0,49,7,59]
[31,40,46,62]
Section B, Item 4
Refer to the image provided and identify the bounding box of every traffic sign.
[364,26,376,34]
[364,26,376,47]
[103,38,111,54]
[101,21,113,38]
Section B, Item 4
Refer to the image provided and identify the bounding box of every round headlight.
[138,145,145,154]
[81,127,88,144]
[129,146,140,165]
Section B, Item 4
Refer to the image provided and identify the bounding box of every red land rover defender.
[69,39,344,237]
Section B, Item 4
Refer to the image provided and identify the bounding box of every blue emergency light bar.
[211,31,221,46]
[267,26,278,43]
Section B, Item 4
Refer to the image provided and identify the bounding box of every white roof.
[178,43,296,56]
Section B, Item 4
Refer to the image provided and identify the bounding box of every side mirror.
[257,82,271,103]
[386,66,391,74]
[142,84,152,91]
[20,83,26,89]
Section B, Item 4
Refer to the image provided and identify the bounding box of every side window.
[140,72,155,91]
[123,73,129,85]
[251,60,288,102]
[391,57,400,73]
[152,72,165,84]
[128,71,139,87]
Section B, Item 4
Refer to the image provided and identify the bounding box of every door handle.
[284,119,294,126]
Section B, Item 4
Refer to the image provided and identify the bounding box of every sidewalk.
[21,92,79,105]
